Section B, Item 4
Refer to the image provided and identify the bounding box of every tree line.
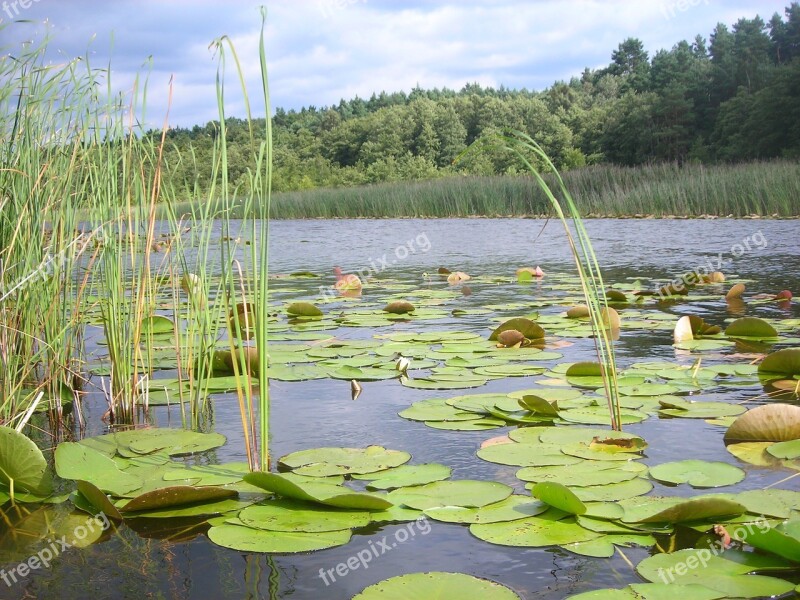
[157,3,800,196]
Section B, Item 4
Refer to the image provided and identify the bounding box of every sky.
[0,0,793,129]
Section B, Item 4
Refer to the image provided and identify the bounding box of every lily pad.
[238,498,371,532]
[724,403,800,443]
[489,318,545,342]
[278,446,411,477]
[531,482,587,515]
[353,464,452,490]
[120,485,237,513]
[471,514,599,547]
[388,480,512,510]
[424,495,547,524]
[243,472,391,510]
[0,426,53,496]
[648,460,745,488]
[55,442,143,496]
[725,317,778,338]
[208,522,351,553]
[759,348,800,377]
[352,572,521,600]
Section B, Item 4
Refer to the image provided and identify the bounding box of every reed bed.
[0,17,273,466]
[207,160,799,220]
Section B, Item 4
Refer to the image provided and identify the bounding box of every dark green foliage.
[152,4,800,200]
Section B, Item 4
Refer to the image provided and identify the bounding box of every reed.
[191,160,800,220]
[462,131,623,430]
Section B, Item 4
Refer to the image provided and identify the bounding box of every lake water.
[5,218,800,600]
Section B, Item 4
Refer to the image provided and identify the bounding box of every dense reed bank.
[165,160,800,220]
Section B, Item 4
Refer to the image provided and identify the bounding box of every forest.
[157,3,800,197]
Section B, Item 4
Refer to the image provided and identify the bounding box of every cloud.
[0,0,790,127]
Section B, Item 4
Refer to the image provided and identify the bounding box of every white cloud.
[2,0,791,126]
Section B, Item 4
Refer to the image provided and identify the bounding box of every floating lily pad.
[238,498,371,532]
[649,460,745,488]
[621,496,746,523]
[208,522,351,553]
[352,464,452,490]
[55,442,142,496]
[424,495,547,524]
[531,482,587,515]
[352,572,521,600]
[120,485,237,513]
[477,443,581,467]
[725,317,778,339]
[724,403,800,443]
[471,514,598,547]
[0,426,53,496]
[766,439,800,459]
[286,302,323,317]
[758,348,800,377]
[636,549,794,597]
[278,446,411,477]
[489,318,545,342]
[75,480,124,521]
[388,480,512,510]
[733,518,800,562]
[243,472,391,510]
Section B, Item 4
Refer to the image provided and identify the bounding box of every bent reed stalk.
[462,131,623,430]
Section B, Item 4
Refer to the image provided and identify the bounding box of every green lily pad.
[531,482,587,515]
[75,480,124,521]
[286,302,323,317]
[471,514,599,547]
[114,428,227,456]
[208,522,351,553]
[353,464,452,490]
[766,439,800,459]
[388,480,512,510]
[636,549,794,597]
[243,472,391,510]
[352,572,521,599]
[0,426,53,496]
[733,518,800,562]
[424,495,547,524]
[55,442,143,496]
[649,460,745,488]
[517,463,639,486]
[120,485,237,513]
[238,498,371,532]
[621,496,746,523]
[489,318,545,341]
[758,348,800,377]
[725,317,778,338]
[399,400,478,422]
[477,443,581,467]
[278,446,411,477]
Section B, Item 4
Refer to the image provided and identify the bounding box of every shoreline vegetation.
[163,160,800,220]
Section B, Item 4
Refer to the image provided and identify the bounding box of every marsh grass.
[211,160,799,219]
[463,131,623,429]
[0,14,273,461]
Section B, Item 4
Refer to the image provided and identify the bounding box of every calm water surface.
[5,218,800,600]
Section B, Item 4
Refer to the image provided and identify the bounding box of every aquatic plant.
[461,131,623,429]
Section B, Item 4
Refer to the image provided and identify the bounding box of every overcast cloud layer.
[0,0,791,128]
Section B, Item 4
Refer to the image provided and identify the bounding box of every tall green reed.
[462,131,623,430]
[0,31,95,426]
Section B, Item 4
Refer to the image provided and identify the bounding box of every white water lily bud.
[395,356,411,374]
